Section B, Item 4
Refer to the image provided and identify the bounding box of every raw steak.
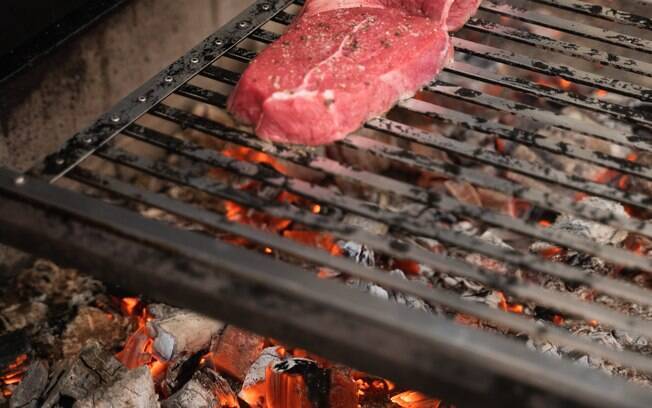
[302,0,481,30]
[227,4,452,145]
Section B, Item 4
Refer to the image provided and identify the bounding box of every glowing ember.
[497,292,524,314]
[539,246,564,259]
[0,354,29,398]
[391,390,441,408]
[393,259,422,276]
[552,315,565,326]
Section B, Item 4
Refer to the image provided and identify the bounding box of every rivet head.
[165,76,173,82]
[110,114,121,123]
[138,95,147,103]
[14,176,26,186]
[190,57,200,64]
[261,3,272,10]
[238,21,250,28]
[214,39,224,46]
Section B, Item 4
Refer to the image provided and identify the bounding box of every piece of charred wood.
[41,343,124,408]
[0,331,30,369]
[8,360,48,408]
[239,347,283,407]
[160,352,204,397]
[209,326,265,381]
[162,367,237,408]
[266,358,329,408]
[73,366,158,408]
[147,310,223,362]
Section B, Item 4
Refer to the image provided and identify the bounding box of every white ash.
[338,241,375,268]
[147,311,224,361]
[73,366,159,408]
[551,197,629,246]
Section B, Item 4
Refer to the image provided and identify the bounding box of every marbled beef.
[227,0,477,145]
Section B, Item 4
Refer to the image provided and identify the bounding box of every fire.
[115,299,169,384]
[391,391,442,408]
[595,89,608,97]
[552,315,565,326]
[223,145,287,174]
[496,291,524,314]
[0,354,28,398]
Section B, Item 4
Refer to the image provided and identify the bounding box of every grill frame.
[3,0,652,406]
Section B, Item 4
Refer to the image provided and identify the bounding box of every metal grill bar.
[6,168,652,408]
[531,0,652,31]
[175,83,652,240]
[428,81,652,152]
[68,167,652,376]
[201,64,652,184]
[198,64,652,211]
[446,59,652,126]
[480,1,652,54]
[467,18,652,77]
[120,116,652,308]
[95,144,652,340]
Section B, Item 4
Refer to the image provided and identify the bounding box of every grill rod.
[480,1,652,54]
[94,134,652,341]
[69,166,652,375]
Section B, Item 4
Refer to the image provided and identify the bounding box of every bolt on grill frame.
[3,0,652,406]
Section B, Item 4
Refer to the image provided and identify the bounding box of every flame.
[312,204,321,214]
[497,292,524,314]
[223,146,287,174]
[0,354,28,398]
[558,78,572,90]
[115,301,169,383]
[391,391,441,408]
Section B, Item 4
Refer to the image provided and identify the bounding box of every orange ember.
[595,89,608,97]
[538,220,552,228]
[283,230,342,256]
[224,146,287,174]
[539,246,564,259]
[121,297,141,316]
[552,315,565,326]
[391,390,442,408]
[497,292,524,314]
[393,259,422,276]
[0,354,28,398]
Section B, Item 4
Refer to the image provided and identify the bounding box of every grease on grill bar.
[3,0,652,407]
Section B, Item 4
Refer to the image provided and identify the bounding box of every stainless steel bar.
[531,0,652,31]
[70,168,652,376]
[465,18,652,77]
[481,1,652,54]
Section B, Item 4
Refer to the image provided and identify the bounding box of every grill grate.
[4,0,652,406]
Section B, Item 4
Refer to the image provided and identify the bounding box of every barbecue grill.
[2,0,652,406]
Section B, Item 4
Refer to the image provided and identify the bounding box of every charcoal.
[160,352,204,397]
[388,270,431,313]
[8,360,48,408]
[266,358,329,408]
[338,241,375,268]
[239,346,283,407]
[551,197,628,245]
[209,326,265,381]
[0,331,30,370]
[41,343,124,408]
[147,311,224,361]
[73,366,158,408]
[342,214,388,236]
[0,302,48,333]
[162,368,237,408]
[62,307,129,358]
